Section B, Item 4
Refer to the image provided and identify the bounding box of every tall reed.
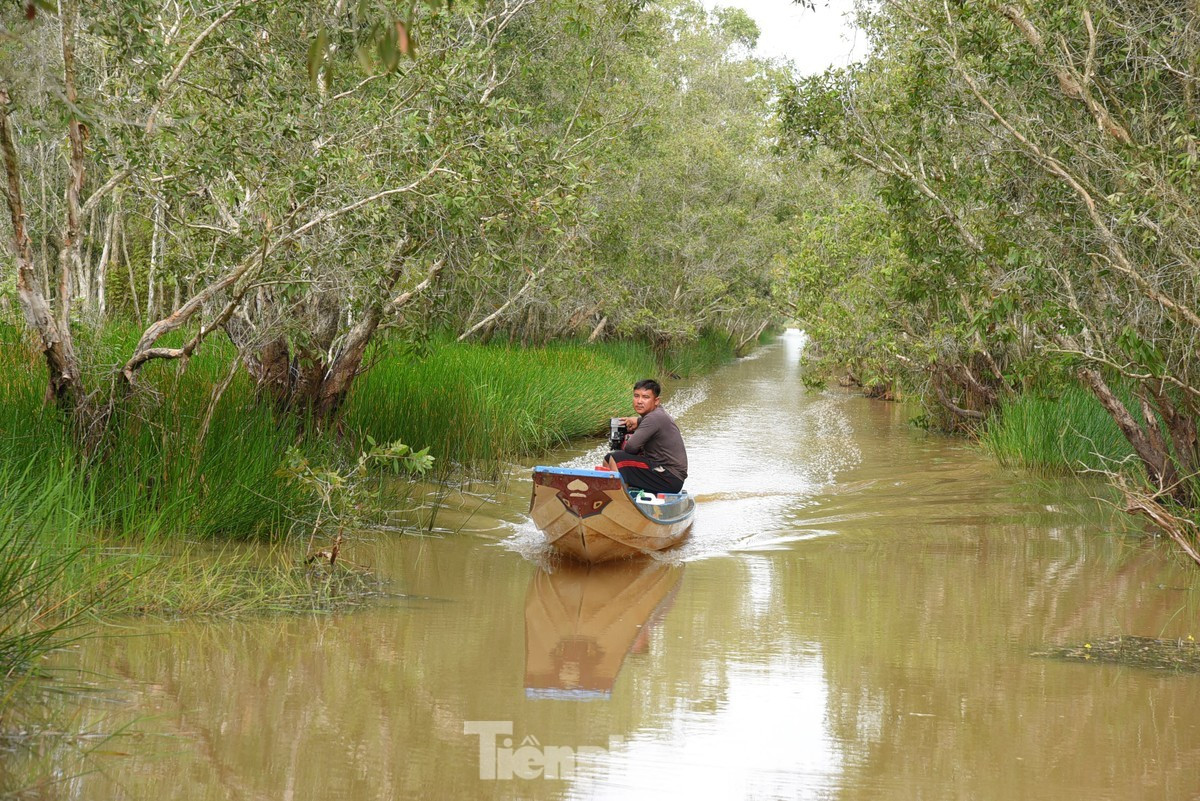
[346,332,738,471]
[981,384,1134,474]
[0,470,89,682]
[347,340,637,470]
[0,323,309,540]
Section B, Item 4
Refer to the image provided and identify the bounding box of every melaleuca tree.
[779,0,1200,559]
[581,0,803,351]
[1,0,652,423]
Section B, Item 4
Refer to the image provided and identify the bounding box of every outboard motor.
[608,417,629,451]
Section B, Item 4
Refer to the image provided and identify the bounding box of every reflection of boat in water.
[529,466,695,563]
[524,559,683,701]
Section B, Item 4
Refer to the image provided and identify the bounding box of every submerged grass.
[980,384,1134,474]
[91,543,384,618]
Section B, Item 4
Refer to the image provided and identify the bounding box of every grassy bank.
[347,333,735,468]
[0,324,734,539]
[980,384,1134,474]
[0,324,312,541]
[0,321,740,679]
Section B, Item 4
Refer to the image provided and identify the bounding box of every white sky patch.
[703,0,866,74]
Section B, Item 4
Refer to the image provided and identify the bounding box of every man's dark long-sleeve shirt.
[624,406,688,480]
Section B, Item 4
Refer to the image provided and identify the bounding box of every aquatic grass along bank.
[0,461,385,678]
[980,384,1134,475]
[346,341,636,470]
[0,323,312,541]
[979,383,1200,558]
[0,475,92,684]
[345,330,741,473]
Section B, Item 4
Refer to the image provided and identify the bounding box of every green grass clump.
[0,473,90,684]
[0,323,311,540]
[346,331,740,471]
[348,341,639,469]
[589,329,740,378]
[981,384,1133,474]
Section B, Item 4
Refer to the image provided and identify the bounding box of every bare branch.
[328,73,385,103]
[997,4,1133,145]
[1119,478,1200,567]
[276,153,450,249]
[934,380,985,420]
[81,168,129,215]
[123,227,270,380]
[458,265,547,341]
[389,259,444,310]
[145,1,247,135]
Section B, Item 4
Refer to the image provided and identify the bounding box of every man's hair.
[634,379,661,397]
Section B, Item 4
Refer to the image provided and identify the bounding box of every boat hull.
[529,467,694,563]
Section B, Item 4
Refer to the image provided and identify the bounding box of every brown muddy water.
[10,330,1200,800]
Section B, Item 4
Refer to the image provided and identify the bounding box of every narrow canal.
[18,330,1200,799]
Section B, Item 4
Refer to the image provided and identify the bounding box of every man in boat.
[605,379,688,494]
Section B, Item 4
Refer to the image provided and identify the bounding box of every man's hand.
[623,416,639,431]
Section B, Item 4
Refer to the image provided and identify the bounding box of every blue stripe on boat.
[533,466,615,478]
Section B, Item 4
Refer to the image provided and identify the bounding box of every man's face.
[632,388,660,416]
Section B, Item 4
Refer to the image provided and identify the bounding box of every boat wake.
[498,519,560,568]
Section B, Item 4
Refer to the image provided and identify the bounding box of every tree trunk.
[291,293,342,410]
[735,319,769,356]
[0,85,84,410]
[1079,368,1186,502]
[314,260,443,420]
[933,370,985,423]
[458,265,545,341]
[148,195,163,318]
[121,209,141,326]
[1151,383,1198,480]
[37,141,49,298]
[254,336,294,406]
[79,202,97,312]
[58,0,86,337]
[95,204,117,319]
[225,258,441,422]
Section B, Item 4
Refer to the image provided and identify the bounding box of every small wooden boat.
[528,466,695,563]
[524,559,683,700]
